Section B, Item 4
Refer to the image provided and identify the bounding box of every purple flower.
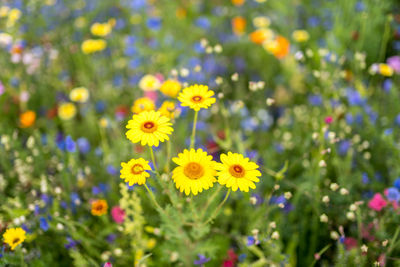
[77,138,90,154]
[387,56,400,73]
[246,236,256,246]
[194,254,210,265]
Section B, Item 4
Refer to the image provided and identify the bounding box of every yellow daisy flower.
[69,87,89,103]
[58,102,77,120]
[216,152,261,192]
[90,22,112,37]
[158,101,176,119]
[139,74,161,91]
[81,39,107,54]
[160,79,181,98]
[91,199,108,216]
[378,63,393,77]
[178,84,216,111]
[292,30,309,43]
[120,158,151,186]
[172,148,217,195]
[3,227,26,250]
[131,97,155,114]
[126,110,173,147]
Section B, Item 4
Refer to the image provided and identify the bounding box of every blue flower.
[65,136,76,152]
[39,217,49,231]
[194,254,210,265]
[338,140,351,156]
[195,17,211,29]
[362,173,370,184]
[77,138,90,154]
[147,17,161,30]
[387,187,400,202]
[247,236,256,246]
[308,94,323,106]
[394,178,400,190]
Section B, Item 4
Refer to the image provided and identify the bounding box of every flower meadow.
[1,0,400,266]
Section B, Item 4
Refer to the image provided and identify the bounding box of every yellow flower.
[3,227,26,250]
[120,158,151,186]
[158,101,176,119]
[378,63,393,77]
[172,148,217,196]
[146,238,157,249]
[139,74,161,91]
[81,39,107,54]
[160,79,181,97]
[0,6,10,17]
[178,84,216,111]
[90,22,112,37]
[216,152,261,192]
[74,17,86,28]
[126,110,173,147]
[7,8,21,27]
[58,103,77,120]
[131,97,155,114]
[91,199,108,216]
[69,87,89,103]
[292,30,309,43]
[253,16,270,29]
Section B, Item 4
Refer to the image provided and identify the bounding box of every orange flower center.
[131,164,144,174]
[184,162,204,179]
[191,95,203,103]
[141,121,157,133]
[229,164,245,178]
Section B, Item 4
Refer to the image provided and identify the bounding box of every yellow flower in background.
[0,6,10,17]
[253,16,270,29]
[120,158,151,186]
[172,148,217,196]
[3,227,26,250]
[135,249,144,266]
[69,87,89,103]
[292,30,310,42]
[58,103,77,120]
[126,110,173,147]
[139,74,161,91]
[81,39,107,54]
[158,101,176,119]
[6,8,21,27]
[160,79,181,97]
[146,238,157,249]
[178,84,216,111]
[216,152,261,192]
[91,199,108,216]
[99,117,109,128]
[378,63,393,77]
[45,0,56,5]
[74,17,86,28]
[131,97,155,114]
[90,22,112,37]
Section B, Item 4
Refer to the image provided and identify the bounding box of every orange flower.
[250,29,271,44]
[19,110,36,128]
[91,199,108,216]
[231,0,245,6]
[232,16,246,36]
[176,7,186,19]
[264,35,290,59]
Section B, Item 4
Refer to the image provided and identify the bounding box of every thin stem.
[200,185,223,219]
[190,110,198,149]
[203,189,231,225]
[149,146,158,174]
[166,140,171,174]
[144,183,163,212]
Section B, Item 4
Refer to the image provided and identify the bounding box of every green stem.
[144,183,164,213]
[166,140,171,174]
[149,146,158,174]
[204,189,231,225]
[200,185,223,219]
[190,110,198,149]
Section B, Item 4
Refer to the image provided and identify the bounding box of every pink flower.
[103,263,112,267]
[111,206,125,224]
[144,91,158,102]
[368,193,387,211]
[387,56,400,73]
[324,116,333,124]
[344,237,358,250]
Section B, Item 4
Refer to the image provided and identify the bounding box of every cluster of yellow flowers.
[58,87,90,120]
[81,19,115,54]
[120,84,261,197]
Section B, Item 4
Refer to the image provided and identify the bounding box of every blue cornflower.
[194,254,210,265]
[39,217,49,231]
[65,136,76,152]
[387,187,400,202]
